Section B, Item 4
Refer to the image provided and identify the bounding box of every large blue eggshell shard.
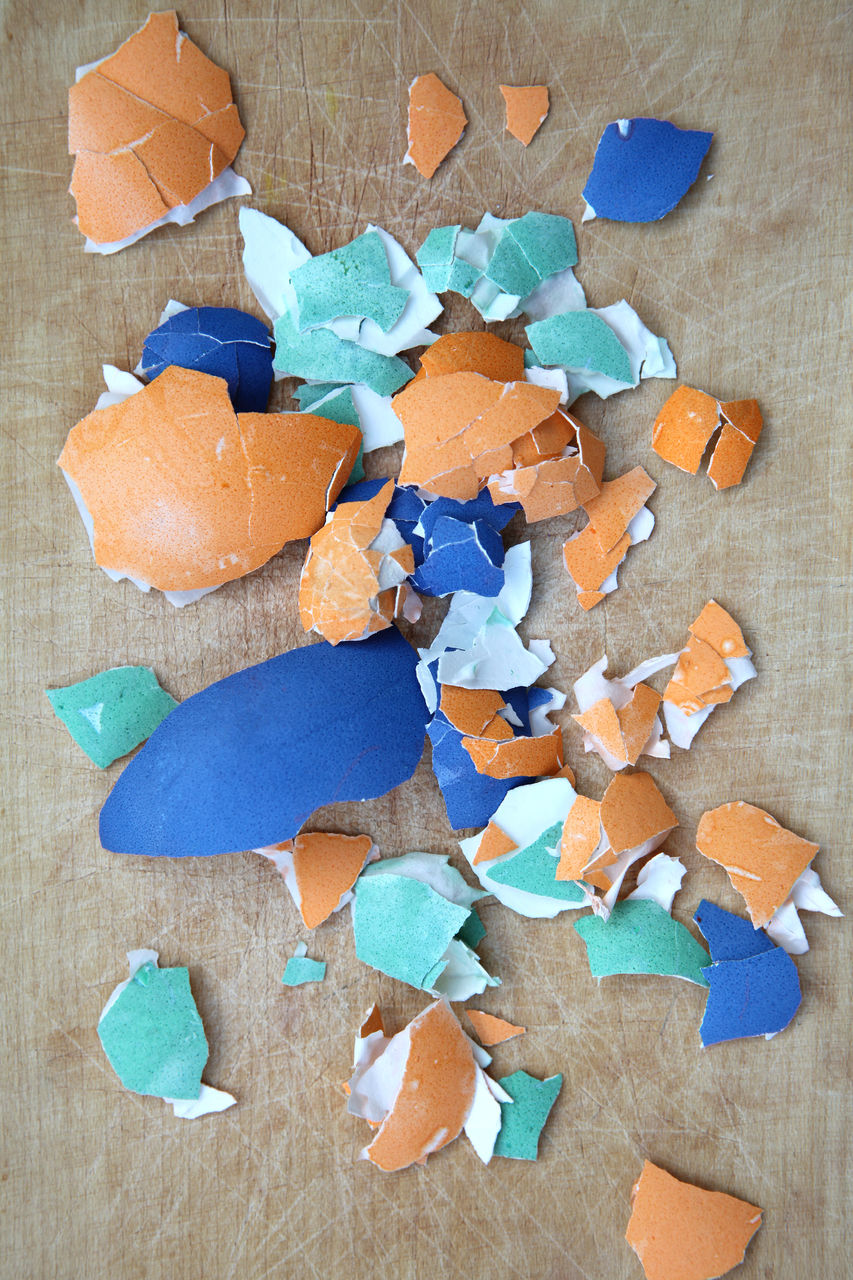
[140,307,273,412]
[699,947,802,1046]
[582,118,713,222]
[99,629,428,857]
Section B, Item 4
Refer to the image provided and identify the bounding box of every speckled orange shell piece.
[461,725,563,780]
[652,385,721,473]
[58,367,360,593]
[299,480,415,645]
[364,1000,477,1171]
[556,795,602,880]
[420,332,525,383]
[68,11,245,244]
[439,686,510,738]
[394,371,560,499]
[472,821,518,866]
[663,599,747,714]
[406,73,467,179]
[273,833,375,929]
[466,1010,526,1045]
[707,398,763,490]
[626,1160,762,1280]
[600,772,677,854]
[696,801,818,927]
[500,84,550,146]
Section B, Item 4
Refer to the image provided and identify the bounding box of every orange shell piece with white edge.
[68,11,245,245]
[394,371,560,500]
[461,726,564,780]
[405,73,467,179]
[500,84,550,146]
[58,366,360,593]
[562,466,656,609]
[298,479,417,645]
[556,795,603,881]
[626,1160,762,1280]
[472,820,518,867]
[267,832,375,930]
[707,399,763,490]
[600,771,677,854]
[363,1000,477,1171]
[696,801,818,927]
[652,385,720,473]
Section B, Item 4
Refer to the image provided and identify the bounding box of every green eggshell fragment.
[525,311,633,383]
[488,823,586,902]
[281,957,326,986]
[574,899,710,986]
[272,311,414,396]
[98,962,207,1100]
[494,1070,563,1160]
[290,231,409,333]
[353,872,471,991]
[46,666,177,769]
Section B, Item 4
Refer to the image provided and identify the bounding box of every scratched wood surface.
[1,1,850,1277]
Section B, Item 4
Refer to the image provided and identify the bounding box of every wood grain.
[1,2,850,1278]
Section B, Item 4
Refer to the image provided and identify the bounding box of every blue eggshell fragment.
[140,306,274,412]
[582,118,713,222]
[693,898,776,963]
[699,948,802,1047]
[100,629,428,857]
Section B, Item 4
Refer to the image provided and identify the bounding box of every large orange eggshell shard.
[600,772,677,854]
[394,372,560,499]
[556,796,602,880]
[68,11,245,245]
[461,726,564,780]
[466,1010,526,1045]
[696,801,818,927]
[276,832,375,929]
[625,1160,762,1280]
[574,699,626,762]
[364,1001,477,1171]
[405,73,468,179]
[58,367,359,593]
[500,84,550,146]
[420,332,525,383]
[652,385,720,474]
[689,599,749,659]
[563,525,631,597]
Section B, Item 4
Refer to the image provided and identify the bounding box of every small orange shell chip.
[499,85,550,146]
[406,73,467,179]
[466,1010,526,1045]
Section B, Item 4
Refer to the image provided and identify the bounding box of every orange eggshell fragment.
[364,1001,477,1171]
[68,11,245,244]
[420,332,525,383]
[626,1160,762,1280]
[299,480,413,645]
[394,372,560,500]
[556,796,602,880]
[58,367,360,593]
[583,467,656,555]
[719,399,763,444]
[512,410,578,466]
[706,424,755,490]
[652,385,720,474]
[489,454,600,523]
[689,599,750,659]
[473,821,518,866]
[563,525,632,595]
[466,1011,526,1045]
[669,637,731,703]
[461,726,564,780]
[440,686,508,737]
[696,801,818,927]
[406,73,467,179]
[600,772,677,854]
[619,684,663,765]
[574,699,626,762]
[282,832,376,929]
[500,84,550,146]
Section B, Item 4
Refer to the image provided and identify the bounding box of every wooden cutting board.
[1,2,850,1277]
